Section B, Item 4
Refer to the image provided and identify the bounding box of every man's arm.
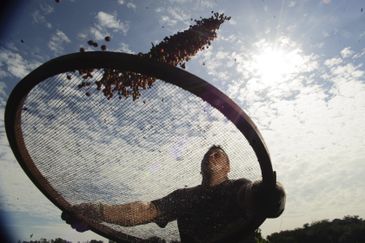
[62,200,161,231]
[64,189,183,231]
[237,180,286,219]
[71,201,160,227]
[102,201,159,226]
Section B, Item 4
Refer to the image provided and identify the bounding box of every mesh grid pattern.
[20,70,261,241]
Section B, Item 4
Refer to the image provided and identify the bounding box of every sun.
[252,44,305,84]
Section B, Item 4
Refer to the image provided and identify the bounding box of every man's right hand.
[251,181,286,218]
[61,210,89,232]
[61,203,104,232]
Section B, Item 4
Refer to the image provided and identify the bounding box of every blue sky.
[1,0,365,242]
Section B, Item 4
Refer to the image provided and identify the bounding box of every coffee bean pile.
[75,12,230,101]
[146,12,230,68]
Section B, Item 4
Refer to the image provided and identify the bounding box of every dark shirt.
[152,179,264,243]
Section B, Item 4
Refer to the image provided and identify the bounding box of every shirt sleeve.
[151,189,185,228]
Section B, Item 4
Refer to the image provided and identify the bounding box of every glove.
[251,180,286,218]
[61,203,104,232]
[61,210,89,232]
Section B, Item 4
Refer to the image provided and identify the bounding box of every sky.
[0,0,365,242]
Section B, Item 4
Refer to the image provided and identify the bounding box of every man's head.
[201,145,230,180]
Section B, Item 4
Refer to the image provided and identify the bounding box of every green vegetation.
[266,215,365,243]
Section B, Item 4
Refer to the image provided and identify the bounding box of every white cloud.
[32,3,54,29]
[0,48,41,79]
[39,3,54,15]
[0,157,57,218]
[166,0,216,8]
[89,26,107,41]
[32,10,52,28]
[0,82,6,106]
[324,57,342,67]
[353,48,365,59]
[166,7,189,22]
[288,1,296,7]
[118,0,124,4]
[340,47,353,58]
[197,35,365,235]
[160,15,177,27]
[159,7,190,27]
[48,30,71,54]
[88,11,129,40]
[96,11,129,35]
[329,63,363,81]
[119,43,135,54]
[0,69,8,79]
[252,48,365,234]
[0,82,6,97]
[77,32,87,40]
[127,2,137,9]
[0,104,58,220]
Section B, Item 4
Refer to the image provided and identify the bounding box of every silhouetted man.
[63,145,285,242]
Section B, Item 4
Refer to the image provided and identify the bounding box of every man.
[63,145,285,242]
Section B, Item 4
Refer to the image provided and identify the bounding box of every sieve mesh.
[19,69,262,241]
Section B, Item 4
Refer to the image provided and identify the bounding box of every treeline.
[266,215,365,243]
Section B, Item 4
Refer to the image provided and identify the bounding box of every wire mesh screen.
[20,69,262,241]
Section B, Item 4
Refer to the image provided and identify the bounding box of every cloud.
[127,2,137,9]
[77,32,88,40]
[87,11,129,41]
[251,46,365,233]
[340,47,354,58]
[0,48,41,79]
[31,3,54,29]
[195,34,365,234]
[48,30,71,54]
[39,3,54,15]
[89,26,107,41]
[353,48,365,59]
[32,10,52,28]
[288,1,296,8]
[96,11,129,35]
[166,0,216,8]
[324,57,342,67]
[0,104,59,221]
[0,82,7,107]
[166,7,189,22]
[197,36,319,106]
[118,43,135,54]
[158,7,190,27]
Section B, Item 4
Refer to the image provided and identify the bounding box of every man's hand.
[61,203,104,232]
[251,181,286,218]
[61,210,89,232]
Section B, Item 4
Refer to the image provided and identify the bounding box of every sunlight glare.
[253,44,304,84]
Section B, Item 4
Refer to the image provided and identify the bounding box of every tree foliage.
[267,215,365,243]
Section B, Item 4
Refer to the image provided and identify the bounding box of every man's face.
[201,147,230,178]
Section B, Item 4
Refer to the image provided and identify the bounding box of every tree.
[267,215,365,243]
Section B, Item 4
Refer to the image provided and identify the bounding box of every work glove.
[250,180,286,218]
[61,203,104,232]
